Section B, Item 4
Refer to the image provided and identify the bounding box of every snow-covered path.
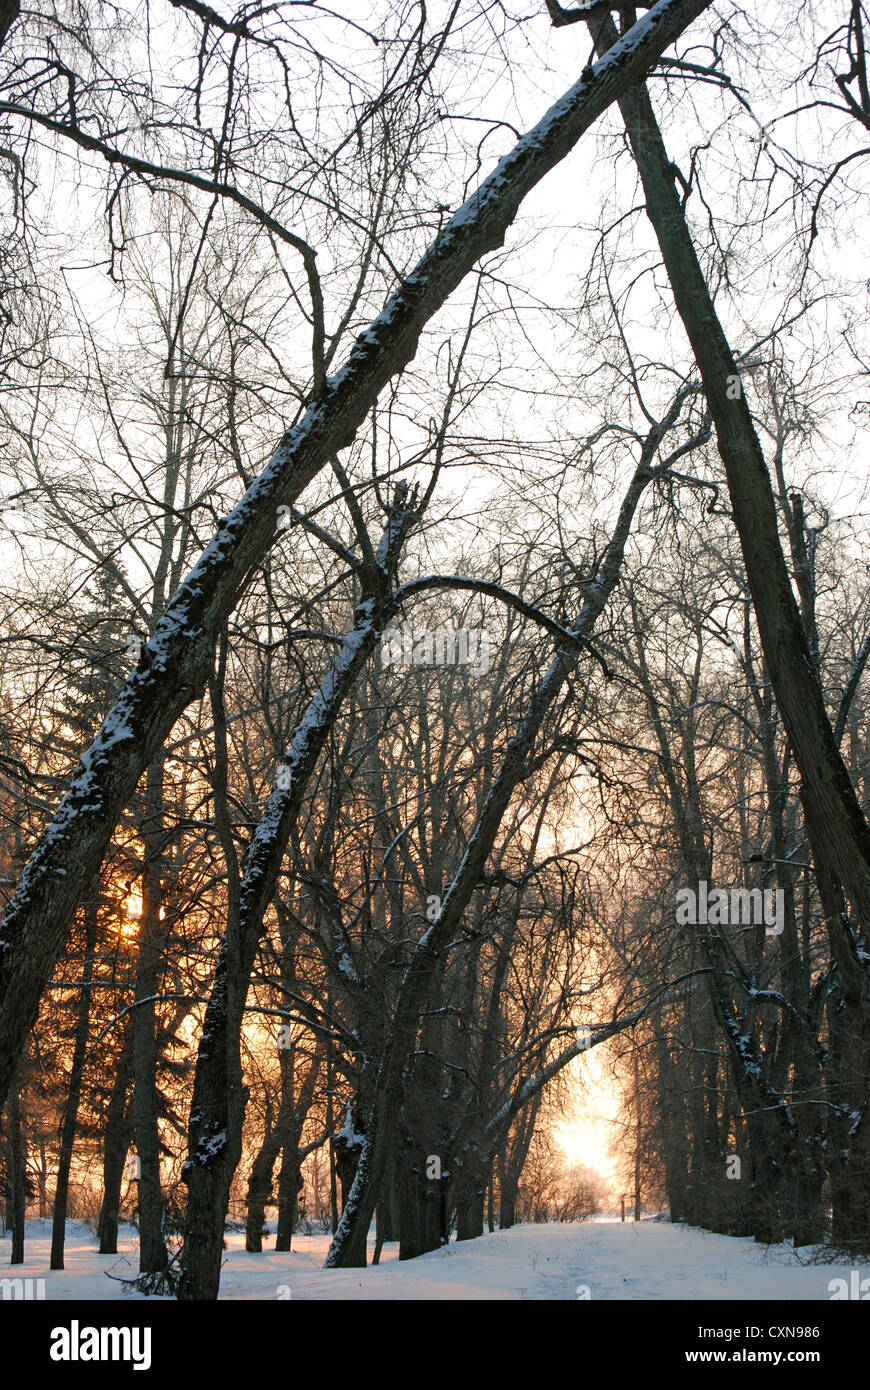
[2,1218,866,1300]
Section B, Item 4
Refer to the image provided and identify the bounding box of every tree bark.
[179,501,416,1299]
[97,1037,134,1255]
[395,1133,442,1260]
[132,759,169,1275]
[274,1147,304,1252]
[6,1078,25,1264]
[245,1113,282,1254]
[50,901,98,1269]
[0,1,19,51]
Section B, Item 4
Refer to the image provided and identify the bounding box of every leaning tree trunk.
[179,502,418,1301]
[50,900,98,1269]
[585,13,870,923]
[0,0,711,1120]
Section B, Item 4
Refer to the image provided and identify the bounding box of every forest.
[1,0,870,1306]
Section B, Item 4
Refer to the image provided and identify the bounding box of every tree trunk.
[499,1189,517,1229]
[245,1043,317,1252]
[375,1163,397,1244]
[587,8,870,923]
[245,1123,284,1253]
[6,1079,26,1264]
[50,901,98,1269]
[325,1026,339,1235]
[97,1038,134,1255]
[0,1,19,51]
[455,1172,487,1243]
[180,504,417,1300]
[36,1138,48,1219]
[498,1099,540,1229]
[395,1140,442,1261]
[274,1147,304,1252]
[132,760,168,1275]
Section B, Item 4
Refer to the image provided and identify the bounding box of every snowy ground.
[2,1217,867,1300]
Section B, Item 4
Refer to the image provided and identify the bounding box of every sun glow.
[116,890,141,940]
[123,890,142,920]
[120,890,166,937]
[554,1045,621,1193]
